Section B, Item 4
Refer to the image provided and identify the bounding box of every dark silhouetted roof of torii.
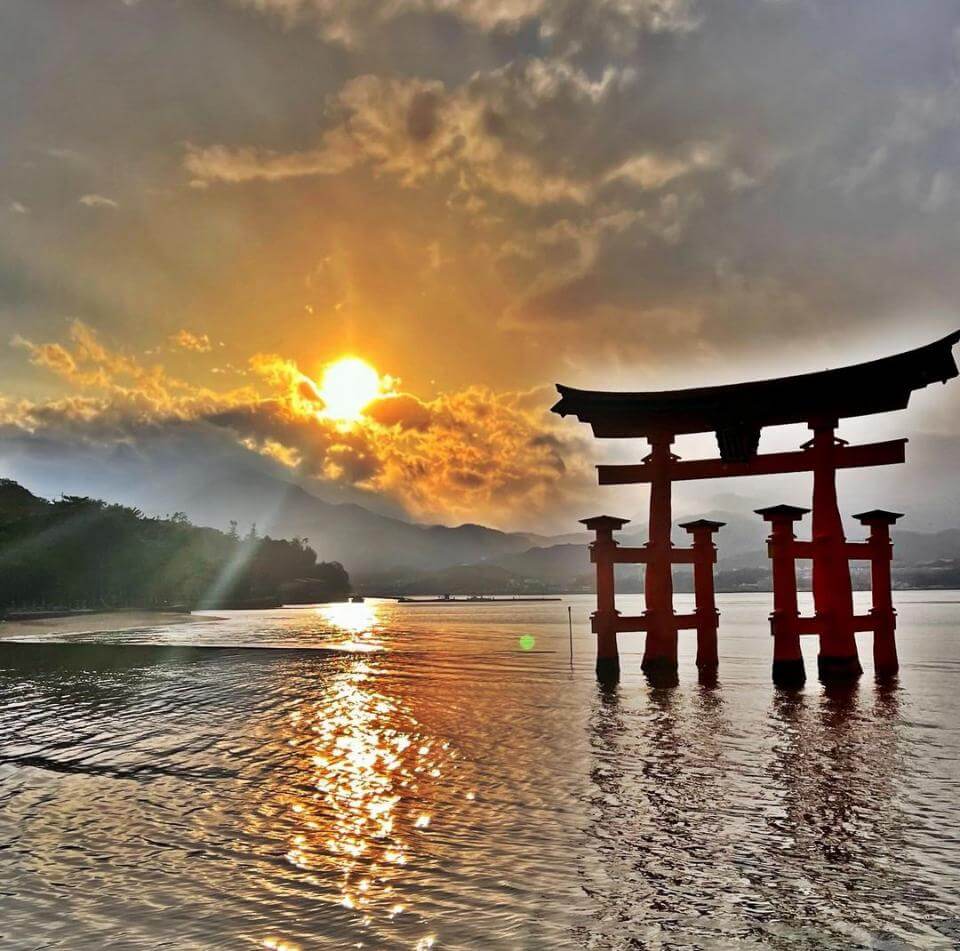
[552,330,960,439]
[853,509,904,525]
[755,504,811,522]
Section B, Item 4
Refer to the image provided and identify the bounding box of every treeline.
[0,479,350,611]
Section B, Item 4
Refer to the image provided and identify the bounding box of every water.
[1,592,959,950]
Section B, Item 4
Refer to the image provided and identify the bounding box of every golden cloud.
[365,393,433,430]
[7,324,591,527]
[170,329,213,352]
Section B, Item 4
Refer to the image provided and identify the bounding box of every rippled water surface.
[2,593,960,949]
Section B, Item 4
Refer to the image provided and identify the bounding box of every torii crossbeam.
[554,330,960,685]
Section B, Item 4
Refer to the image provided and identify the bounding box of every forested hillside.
[0,480,350,611]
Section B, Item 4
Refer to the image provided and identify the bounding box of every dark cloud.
[406,90,442,143]
[175,1,960,374]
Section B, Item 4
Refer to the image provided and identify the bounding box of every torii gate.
[553,331,960,686]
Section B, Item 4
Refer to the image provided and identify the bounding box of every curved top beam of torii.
[552,330,960,455]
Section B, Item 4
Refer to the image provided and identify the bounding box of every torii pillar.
[855,509,903,679]
[642,435,679,680]
[581,515,629,681]
[809,419,862,681]
[757,505,809,687]
[679,518,725,673]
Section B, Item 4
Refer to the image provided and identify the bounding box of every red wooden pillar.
[581,515,630,681]
[642,434,678,681]
[756,505,809,686]
[808,420,862,681]
[854,509,903,679]
[679,519,724,672]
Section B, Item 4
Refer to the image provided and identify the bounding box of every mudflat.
[0,611,209,641]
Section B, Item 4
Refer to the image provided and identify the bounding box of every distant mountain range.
[368,515,960,594]
[0,455,581,578]
[153,464,586,576]
[4,461,958,593]
[4,408,960,592]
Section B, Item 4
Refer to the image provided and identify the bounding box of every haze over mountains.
[3,438,960,593]
[0,429,578,576]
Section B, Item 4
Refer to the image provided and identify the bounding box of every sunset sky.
[2,0,960,532]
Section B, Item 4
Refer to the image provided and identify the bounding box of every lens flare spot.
[518,634,536,651]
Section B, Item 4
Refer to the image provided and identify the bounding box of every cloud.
[233,353,592,523]
[185,142,356,185]
[170,329,213,352]
[11,335,78,378]
[185,61,713,207]
[6,0,960,535]
[173,0,960,374]
[78,194,119,209]
[10,321,257,422]
[185,74,460,187]
[365,393,433,430]
[6,324,590,527]
[229,0,698,51]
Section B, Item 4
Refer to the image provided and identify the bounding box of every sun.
[318,356,382,422]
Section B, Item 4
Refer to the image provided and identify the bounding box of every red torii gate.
[553,331,960,685]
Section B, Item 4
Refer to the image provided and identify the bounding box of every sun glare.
[319,357,381,422]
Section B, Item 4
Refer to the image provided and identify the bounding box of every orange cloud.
[10,321,256,423]
[170,329,213,352]
[8,325,589,527]
[365,393,432,430]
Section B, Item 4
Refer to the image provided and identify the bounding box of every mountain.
[0,481,351,611]
[0,447,566,576]
[404,511,960,594]
[889,529,960,564]
[5,429,960,590]
[0,479,48,518]
[162,472,565,576]
[492,543,594,583]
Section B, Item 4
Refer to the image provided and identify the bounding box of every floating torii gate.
[553,331,960,685]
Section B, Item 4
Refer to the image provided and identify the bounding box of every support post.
[642,434,678,683]
[855,510,903,679]
[809,420,862,681]
[679,519,725,672]
[581,516,630,681]
[757,505,809,686]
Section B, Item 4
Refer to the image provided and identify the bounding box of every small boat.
[350,595,365,603]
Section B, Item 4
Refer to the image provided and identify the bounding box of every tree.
[0,481,351,611]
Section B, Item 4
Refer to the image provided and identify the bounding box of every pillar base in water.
[772,657,806,687]
[874,661,899,681]
[817,653,863,681]
[697,665,719,688]
[641,656,680,688]
[595,656,620,682]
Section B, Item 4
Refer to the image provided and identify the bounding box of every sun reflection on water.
[316,601,384,652]
[278,634,455,944]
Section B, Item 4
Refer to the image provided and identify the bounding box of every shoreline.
[0,610,210,642]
